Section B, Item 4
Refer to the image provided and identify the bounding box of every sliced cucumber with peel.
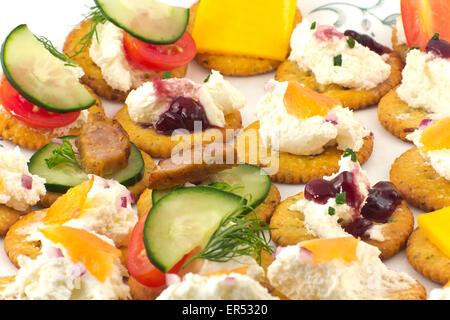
[144,186,245,273]
[28,137,144,193]
[1,24,95,113]
[152,164,272,209]
[94,0,189,44]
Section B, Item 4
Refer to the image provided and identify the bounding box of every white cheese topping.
[397,50,450,119]
[267,241,417,300]
[125,71,245,128]
[0,147,46,211]
[289,20,391,90]
[0,235,129,300]
[429,286,450,300]
[395,16,407,45]
[256,80,370,156]
[407,128,450,181]
[156,272,277,300]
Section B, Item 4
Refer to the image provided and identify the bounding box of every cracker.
[270,192,414,260]
[407,228,450,285]
[38,149,155,207]
[390,147,450,212]
[128,276,165,300]
[114,105,242,158]
[235,121,373,184]
[0,205,22,236]
[63,20,189,102]
[275,52,404,110]
[378,87,429,141]
[391,26,408,63]
[0,276,15,293]
[0,91,104,150]
[137,189,153,218]
[191,4,303,76]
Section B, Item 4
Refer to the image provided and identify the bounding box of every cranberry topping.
[304,178,337,204]
[155,96,210,135]
[361,181,402,223]
[344,30,392,55]
[344,217,373,239]
[425,39,450,59]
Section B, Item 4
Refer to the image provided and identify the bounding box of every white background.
[0,0,440,296]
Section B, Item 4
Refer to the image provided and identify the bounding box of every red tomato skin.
[123,31,197,72]
[0,76,80,129]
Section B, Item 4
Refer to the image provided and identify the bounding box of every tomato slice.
[401,0,450,50]
[127,210,188,288]
[123,31,197,72]
[0,75,80,129]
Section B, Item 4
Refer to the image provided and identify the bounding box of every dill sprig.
[35,36,77,67]
[182,204,274,268]
[70,6,107,58]
[45,138,82,169]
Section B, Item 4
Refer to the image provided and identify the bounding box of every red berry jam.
[344,30,392,55]
[361,181,402,223]
[155,96,210,135]
[344,217,373,239]
[425,39,450,59]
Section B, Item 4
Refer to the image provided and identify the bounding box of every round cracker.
[275,52,404,110]
[114,105,242,158]
[38,149,155,207]
[191,4,303,76]
[0,205,22,236]
[63,20,189,102]
[235,121,373,184]
[407,228,450,285]
[270,192,414,260]
[128,276,165,300]
[390,147,450,212]
[0,91,104,150]
[392,26,408,63]
[378,87,430,142]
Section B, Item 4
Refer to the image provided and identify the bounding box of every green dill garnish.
[335,192,346,205]
[333,54,342,66]
[203,74,211,83]
[45,138,82,169]
[35,36,77,67]
[409,46,420,51]
[343,148,357,162]
[328,207,336,216]
[310,21,317,30]
[182,205,274,268]
[347,36,355,48]
[70,6,107,58]
[163,71,171,79]
[431,33,440,40]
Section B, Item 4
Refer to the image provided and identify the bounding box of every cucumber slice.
[152,164,271,209]
[1,25,96,113]
[28,137,144,193]
[144,187,244,273]
[95,0,189,44]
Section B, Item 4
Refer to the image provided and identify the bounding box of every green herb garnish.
[70,6,107,58]
[335,192,346,205]
[343,148,357,162]
[347,36,355,48]
[203,74,211,83]
[182,204,274,268]
[333,54,342,66]
[310,21,317,30]
[35,36,77,67]
[163,71,171,79]
[355,34,362,44]
[431,33,440,40]
[409,46,420,51]
[45,138,82,169]
[328,207,336,216]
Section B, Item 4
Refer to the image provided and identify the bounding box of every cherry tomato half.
[123,31,197,72]
[0,75,80,129]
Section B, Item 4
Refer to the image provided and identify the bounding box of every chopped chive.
[328,207,336,216]
[163,71,171,79]
[355,34,362,44]
[347,36,355,48]
[431,33,440,40]
[310,21,317,30]
[203,74,211,83]
[343,148,357,162]
[409,46,420,51]
[333,54,342,66]
[336,192,346,205]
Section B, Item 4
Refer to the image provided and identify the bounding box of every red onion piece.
[165,273,181,286]
[121,197,127,208]
[48,246,64,258]
[50,138,63,145]
[223,277,236,286]
[299,246,314,264]
[272,246,285,259]
[71,262,87,278]
[129,192,135,204]
[324,113,338,125]
[21,174,33,190]
[419,119,433,130]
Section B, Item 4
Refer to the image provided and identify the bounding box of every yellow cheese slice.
[299,237,360,264]
[192,0,297,61]
[419,117,450,152]
[417,206,450,259]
